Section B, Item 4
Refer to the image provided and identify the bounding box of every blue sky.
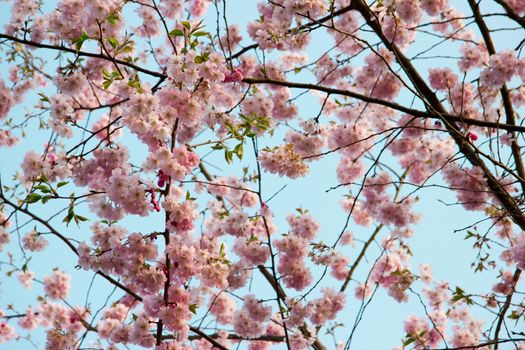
[0,1,523,349]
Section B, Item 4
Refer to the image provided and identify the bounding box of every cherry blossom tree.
[1,0,525,349]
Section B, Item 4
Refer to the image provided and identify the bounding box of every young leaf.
[25,193,41,204]
[107,37,119,49]
[169,29,184,37]
[181,21,191,30]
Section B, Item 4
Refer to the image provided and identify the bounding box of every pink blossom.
[22,230,48,251]
[480,50,518,88]
[209,293,236,325]
[43,269,71,300]
[0,79,14,120]
[260,144,309,179]
[466,131,478,142]
[0,321,15,344]
[223,68,244,83]
[308,288,346,325]
[17,269,35,289]
[0,228,9,252]
[233,294,271,338]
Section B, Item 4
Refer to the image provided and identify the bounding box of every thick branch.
[351,0,525,232]
[493,0,525,30]
[466,5,524,346]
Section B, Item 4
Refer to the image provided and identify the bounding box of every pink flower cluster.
[359,172,420,228]
[492,270,515,295]
[308,288,346,325]
[507,0,525,15]
[403,312,446,349]
[285,120,326,158]
[458,43,488,72]
[420,0,448,16]
[0,310,15,344]
[372,249,414,302]
[355,49,402,101]
[43,269,71,300]
[22,230,48,251]
[506,232,525,270]
[247,1,314,51]
[0,228,9,252]
[233,236,270,266]
[21,150,71,184]
[393,0,423,25]
[78,225,162,296]
[144,146,200,182]
[17,269,35,289]
[73,147,152,219]
[0,79,14,121]
[442,164,490,211]
[209,293,237,325]
[390,115,456,184]
[162,191,199,234]
[146,286,192,335]
[481,50,519,89]
[233,294,272,338]
[260,144,309,179]
[46,0,122,41]
[273,213,320,290]
[0,129,19,148]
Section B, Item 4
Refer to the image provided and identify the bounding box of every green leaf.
[102,79,113,90]
[107,37,118,49]
[38,92,49,102]
[26,193,41,204]
[464,230,476,240]
[57,181,69,188]
[63,212,74,226]
[233,143,244,160]
[107,12,119,25]
[181,21,191,30]
[169,29,185,37]
[192,31,210,38]
[72,31,90,52]
[190,38,199,49]
[402,336,415,347]
[75,215,88,222]
[189,303,198,314]
[224,149,233,164]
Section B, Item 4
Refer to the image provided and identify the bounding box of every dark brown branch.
[0,33,165,78]
[189,326,230,350]
[466,5,524,346]
[493,0,525,30]
[242,77,525,133]
[351,0,525,233]
[0,193,142,302]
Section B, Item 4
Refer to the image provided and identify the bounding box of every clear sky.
[0,1,523,349]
